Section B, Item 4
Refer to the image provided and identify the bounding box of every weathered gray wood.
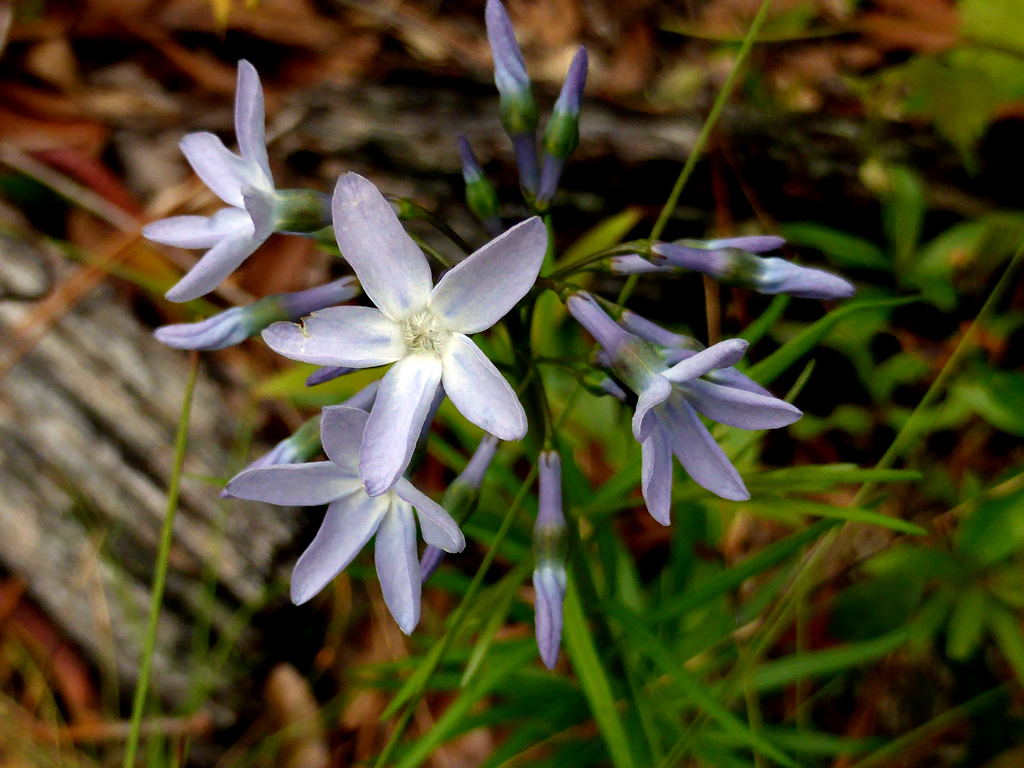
[0,232,299,709]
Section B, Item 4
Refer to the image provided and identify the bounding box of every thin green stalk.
[613,0,774,315]
[123,353,201,768]
[722,242,1024,708]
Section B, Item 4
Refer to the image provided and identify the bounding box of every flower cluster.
[143,0,856,663]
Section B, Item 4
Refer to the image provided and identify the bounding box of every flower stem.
[123,352,200,768]
[614,0,775,314]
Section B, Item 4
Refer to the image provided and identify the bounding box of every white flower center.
[401,310,451,355]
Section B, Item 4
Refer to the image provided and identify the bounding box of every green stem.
[613,0,774,315]
[123,353,201,768]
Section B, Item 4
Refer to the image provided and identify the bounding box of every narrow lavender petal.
[657,396,749,501]
[282,277,361,319]
[154,307,250,351]
[609,254,675,275]
[533,564,566,669]
[234,60,272,188]
[165,230,263,303]
[262,306,404,367]
[757,258,856,300]
[225,462,361,506]
[394,478,465,553]
[359,354,443,496]
[641,422,673,525]
[291,492,388,605]
[566,292,633,359]
[332,173,433,322]
[179,132,249,208]
[619,310,698,350]
[419,546,446,582]
[319,405,369,475]
[441,334,527,441]
[652,243,732,278]
[485,0,530,97]
[705,367,773,397]
[305,366,355,387]
[552,46,588,118]
[631,375,672,442]
[512,133,539,195]
[662,339,749,384]
[143,208,250,249]
[683,379,802,430]
[703,235,785,253]
[375,499,422,634]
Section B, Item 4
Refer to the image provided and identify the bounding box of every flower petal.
[441,334,527,440]
[394,478,465,553]
[262,306,405,367]
[683,379,802,430]
[704,235,785,253]
[609,254,674,275]
[658,395,749,501]
[291,492,388,604]
[234,60,272,188]
[631,375,671,442]
[331,173,432,321]
[641,423,673,525]
[757,258,856,300]
[225,462,362,506]
[243,186,275,241]
[359,354,443,496]
[662,338,749,384]
[429,217,548,333]
[165,230,262,302]
[375,498,422,634]
[705,366,773,397]
[533,563,567,669]
[179,132,249,208]
[320,406,370,475]
[143,208,251,249]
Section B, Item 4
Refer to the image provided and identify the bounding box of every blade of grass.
[123,352,200,768]
[563,578,636,768]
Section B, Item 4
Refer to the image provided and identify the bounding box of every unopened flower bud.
[485,0,540,193]
[156,277,359,351]
[271,189,333,235]
[566,292,666,393]
[537,46,588,207]
[533,450,567,669]
[458,134,503,235]
[651,237,855,300]
[421,434,500,580]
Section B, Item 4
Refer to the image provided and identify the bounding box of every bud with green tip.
[485,0,540,194]
[458,134,503,236]
[533,450,567,669]
[537,46,588,207]
[420,434,501,580]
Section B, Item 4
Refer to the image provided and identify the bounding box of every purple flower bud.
[703,235,785,253]
[566,292,633,360]
[551,46,588,120]
[305,366,355,387]
[609,254,675,275]
[458,133,503,235]
[537,46,589,206]
[619,310,701,350]
[512,134,540,197]
[755,258,856,300]
[533,450,567,669]
[155,277,360,351]
[420,434,501,581]
[458,133,486,184]
[651,242,735,278]
[486,0,531,104]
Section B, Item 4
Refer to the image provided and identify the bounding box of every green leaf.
[651,520,835,622]
[743,464,921,495]
[748,295,918,386]
[610,607,801,768]
[751,626,912,692]
[961,0,1024,56]
[563,578,637,768]
[955,368,1024,438]
[955,489,1024,565]
[781,222,890,271]
[988,604,1024,686]
[741,498,927,536]
[881,166,925,269]
[461,564,531,686]
[946,586,988,661]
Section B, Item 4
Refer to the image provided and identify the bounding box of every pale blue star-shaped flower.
[567,292,802,522]
[263,172,548,496]
[225,405,464,633]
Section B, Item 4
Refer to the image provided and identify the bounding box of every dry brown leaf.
[22,37,79,91]
[264,664,330,768]
[0,108,107,154]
